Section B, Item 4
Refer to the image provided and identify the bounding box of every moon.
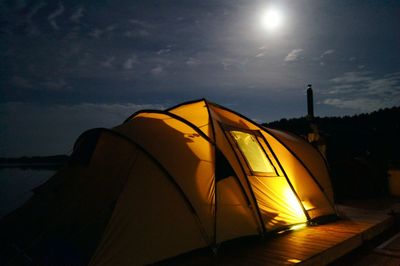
[260,8,283,31]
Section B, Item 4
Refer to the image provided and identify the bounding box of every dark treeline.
[265,106,400,201]
[0,155,69,170]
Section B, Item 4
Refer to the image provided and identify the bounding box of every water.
[0,168,55,219]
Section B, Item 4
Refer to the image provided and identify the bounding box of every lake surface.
[0,168,55,219]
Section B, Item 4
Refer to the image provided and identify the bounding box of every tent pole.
[204,100,218,248]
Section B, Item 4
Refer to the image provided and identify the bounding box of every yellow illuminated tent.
[0,99,336,265]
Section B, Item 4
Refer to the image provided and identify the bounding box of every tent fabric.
[261,131,335,219]
[93,99,337,264]
[89,149,208,266]
[265,128,334,204]
[0,98,337,265]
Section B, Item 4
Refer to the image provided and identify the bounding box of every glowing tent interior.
[0,99,337,265]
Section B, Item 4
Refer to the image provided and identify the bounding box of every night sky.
[1,0,399,156]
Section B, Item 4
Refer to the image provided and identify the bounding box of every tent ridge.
[166,98,207,112]
[123,109,215,145]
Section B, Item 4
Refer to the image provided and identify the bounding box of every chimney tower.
[307,84,314,119]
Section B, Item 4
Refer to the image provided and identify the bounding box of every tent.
[0,99,337,265]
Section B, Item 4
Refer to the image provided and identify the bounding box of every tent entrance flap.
[226,128,307,231]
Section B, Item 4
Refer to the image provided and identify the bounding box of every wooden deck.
[160,200,400,265]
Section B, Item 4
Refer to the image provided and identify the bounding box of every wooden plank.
[301,234,363,265]
[360,221,392,241]
[268,239,326,253]
[256,246,308,260]
[219,248,295,265]
[158,203,396,265]
[280,238,332,251]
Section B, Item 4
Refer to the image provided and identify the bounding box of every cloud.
[366,74,400,96]
[323,98,387,112]
[11,76,34,89]
[323,71,400,112]
[330,71,372,83]
[89,25,117,39]
[70,7,85,23]
[220,58,238,70]
[129,19,155,29]
[41,78,67,90]
[9,1,47,36]
[101,56,116,68]
[48,2,65,30]
[221,61,231,70]
[327,84,355,94]
[255,52,267,58]
[284,49,303,62]
[10,76,70,91]
[28,1,46,20]
[320,49,335,58]
[124,19,154,38]
[124,29,150,38]
[255,46,268,58]
[123,59,134,70]
[105,25,117,32]
[318,49,335,66]
[186,57,199,66]
[0,102,164,157]
[123,55,138,70]
[157,48,171,55]
[150,65,163,75]
[89,28,103,39]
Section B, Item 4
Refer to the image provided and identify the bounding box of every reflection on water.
[0,168,55,219]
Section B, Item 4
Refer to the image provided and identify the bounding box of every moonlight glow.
[260,8,283,31]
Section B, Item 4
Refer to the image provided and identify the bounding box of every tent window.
[230,130,275,175]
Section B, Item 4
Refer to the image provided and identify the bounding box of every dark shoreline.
[0,155,69,170]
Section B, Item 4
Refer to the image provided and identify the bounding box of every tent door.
[225,128,307,231]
